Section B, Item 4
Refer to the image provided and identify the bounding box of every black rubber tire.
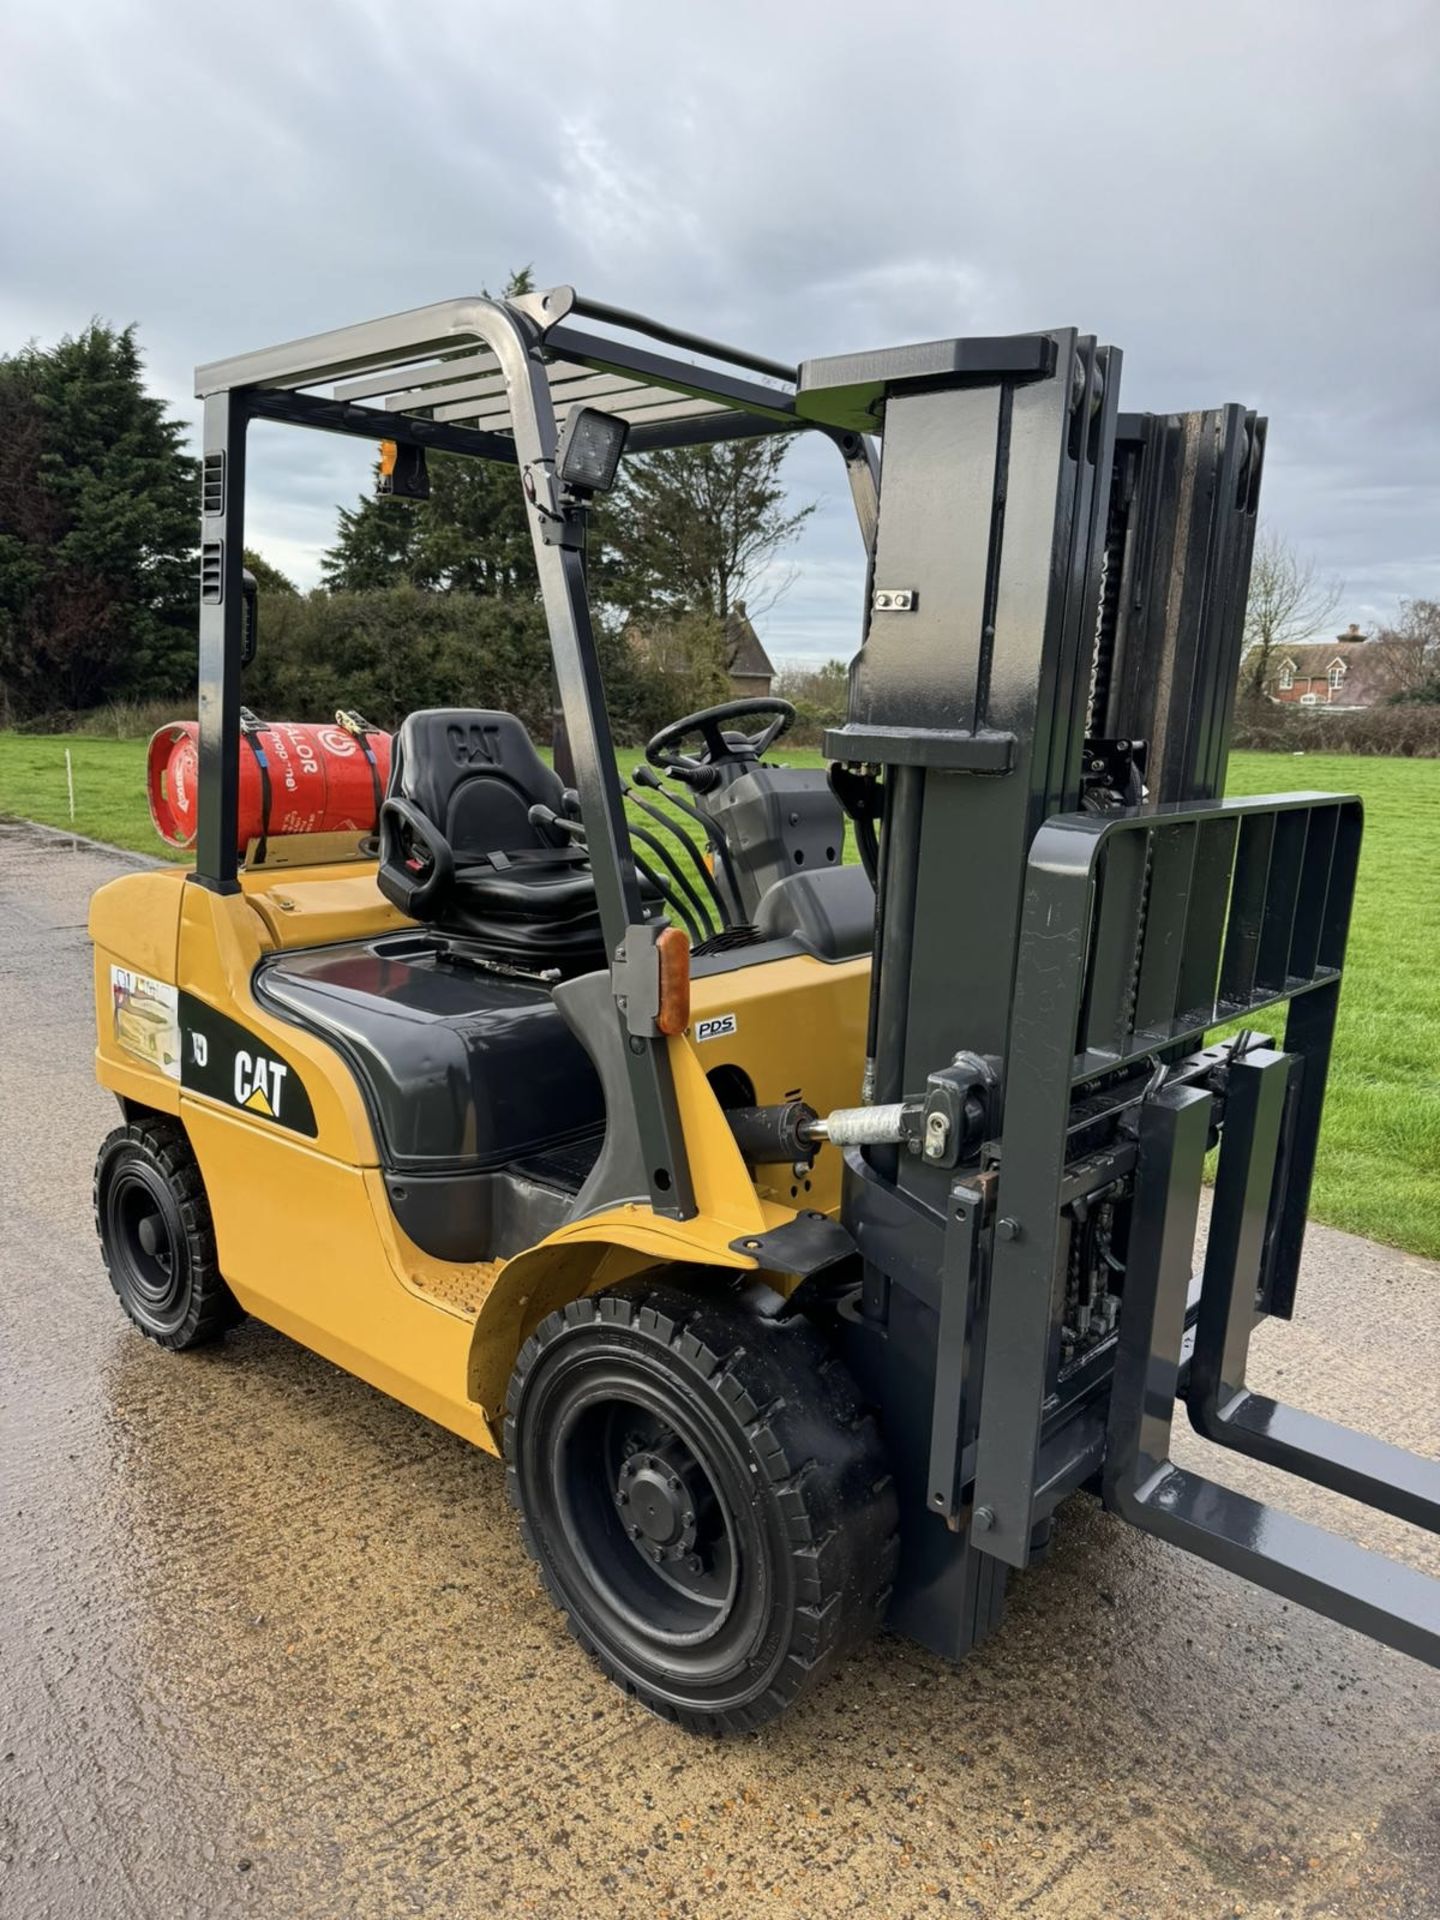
[93,1117,243,1350]
[505,1274,898,1733]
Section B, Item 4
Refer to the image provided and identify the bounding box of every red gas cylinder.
[147,720,393,853]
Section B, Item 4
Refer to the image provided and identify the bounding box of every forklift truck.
[89,284,1439,1732]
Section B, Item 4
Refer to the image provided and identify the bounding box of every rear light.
[655,926,691,1037]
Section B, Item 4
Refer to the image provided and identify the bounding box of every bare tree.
[1241,527,1343,699]
[626,610,733,716]
[1370,599,1440,702]
[597,439,814,624]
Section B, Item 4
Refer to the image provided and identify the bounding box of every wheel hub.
[615,1447,699,1562]
[111,1175,178,1307]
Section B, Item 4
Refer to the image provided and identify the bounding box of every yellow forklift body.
[89,859,869,1455]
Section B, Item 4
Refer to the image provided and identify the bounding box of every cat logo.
[234,1050,289,1120]
[178,992,317,1137]
[446,720,503,766]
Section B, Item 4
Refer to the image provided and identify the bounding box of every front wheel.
[94,1117,243,1349]
[505,1275,897,1733]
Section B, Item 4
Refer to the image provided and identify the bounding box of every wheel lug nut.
[629,1524,641,1539]
[616,1491,628,1505]
[682,1511,694,1526]
[687,1554,702,1574]
[668,1476,681,1491]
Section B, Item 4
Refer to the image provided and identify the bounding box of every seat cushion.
[452,856,608,925]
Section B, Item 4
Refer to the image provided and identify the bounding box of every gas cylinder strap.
[335,709,384,833]
[238,707,273,865]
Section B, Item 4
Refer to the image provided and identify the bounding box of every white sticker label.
[694,1013,738,1043]
[109,966,181,1081]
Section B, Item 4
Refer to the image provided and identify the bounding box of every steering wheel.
[646,697,796,790]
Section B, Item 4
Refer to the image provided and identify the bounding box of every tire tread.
[94,1117,243,1350]
[504,1272,898,1735]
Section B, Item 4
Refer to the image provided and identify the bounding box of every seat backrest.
[390,710,567,860]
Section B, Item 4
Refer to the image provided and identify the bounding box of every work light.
[376,439,430,501]
[555,406,629,493]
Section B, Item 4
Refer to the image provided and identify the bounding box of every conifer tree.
[321,270,538,598]
[0,322,198,718]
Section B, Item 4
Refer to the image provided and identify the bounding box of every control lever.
[631,763,745,917]
[531,803,705,943]
[621,777,733,933]
[529,802,585,840]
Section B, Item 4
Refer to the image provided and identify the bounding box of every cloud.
[2,0,1436,657]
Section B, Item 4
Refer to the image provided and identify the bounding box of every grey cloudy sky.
[3,0,1437,662]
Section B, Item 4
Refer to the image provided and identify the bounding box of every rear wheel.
[505,1275,897,1733]
[94,1118,243,1349]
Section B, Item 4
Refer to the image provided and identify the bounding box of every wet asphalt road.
[1,817,1437,1920]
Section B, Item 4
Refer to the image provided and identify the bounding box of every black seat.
[377,709,615,970]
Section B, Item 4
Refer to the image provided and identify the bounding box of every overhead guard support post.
[491,300,696,1220]
[193,390,248,893]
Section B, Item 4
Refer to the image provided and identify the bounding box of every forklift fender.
[466,1209,758,1420]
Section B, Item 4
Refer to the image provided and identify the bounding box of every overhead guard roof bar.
[563,290,797,383]
[194,298,507,397]
[196,287,804,455]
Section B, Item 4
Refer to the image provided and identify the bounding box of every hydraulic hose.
[627,822,716,938]
[622,784,732,931]
[631,850,704,943]
[631,763,746,920]
[530,799,708,944]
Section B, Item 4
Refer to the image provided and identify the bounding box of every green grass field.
[3,730,1437,1259]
